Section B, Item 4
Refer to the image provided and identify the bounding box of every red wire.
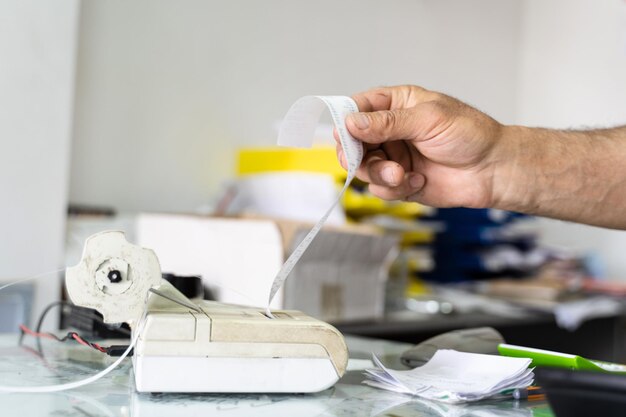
[71,333,91,348]
[92,343,106,352]
[20,324,107,353]
[72,334,106,353]
[19,324,57,340]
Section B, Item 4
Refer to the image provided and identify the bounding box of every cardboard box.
[137,213,398,322]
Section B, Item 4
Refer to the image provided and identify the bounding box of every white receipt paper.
[364,350,534,404]
[265,96,364,317]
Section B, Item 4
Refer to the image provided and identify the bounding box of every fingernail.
[349,113,370,130]
[409,173,424,188]
[382,167,396,185]
[338,149,346,168]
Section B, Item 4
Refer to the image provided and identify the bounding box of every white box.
[137,214,398,322]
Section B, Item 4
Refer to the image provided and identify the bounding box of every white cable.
[0,268,65,292]
[0,302,148,393]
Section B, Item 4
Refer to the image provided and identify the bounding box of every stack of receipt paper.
[364,350,533,404]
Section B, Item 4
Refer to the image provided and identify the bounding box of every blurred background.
[1,0,626,357]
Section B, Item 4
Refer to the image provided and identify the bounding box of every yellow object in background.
[237,146,346,179]
[343,185,432,220]
[406,278,430,296]
[237,146,432,224]
[401,229,434,246]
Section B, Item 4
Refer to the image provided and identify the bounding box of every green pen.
[498,343,626,374]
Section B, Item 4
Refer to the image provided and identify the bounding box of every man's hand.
[336,85,505,209]
[336,84,626,229]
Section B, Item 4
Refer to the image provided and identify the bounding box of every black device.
[63,273,210,339]
[536,367,626,417]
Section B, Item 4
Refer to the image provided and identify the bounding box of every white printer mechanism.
[66,231,348,393]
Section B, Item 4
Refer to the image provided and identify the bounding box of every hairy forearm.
[493,125,626,229]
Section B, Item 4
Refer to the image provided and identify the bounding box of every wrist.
[489,125,538,214]
[489,125,626,227]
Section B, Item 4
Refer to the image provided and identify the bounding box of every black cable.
[29,301,69,354]
[25,300,132,356]
[65,304,131,337]
[35,300,69,334]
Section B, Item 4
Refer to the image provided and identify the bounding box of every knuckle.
[404,85,423,105]
[407,85,426,97]
[368,184,394,201]
[405,188,426,203]
[378,110,397,130]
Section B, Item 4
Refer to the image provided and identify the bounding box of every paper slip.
[363,350,534,404]
[265,96,363,317]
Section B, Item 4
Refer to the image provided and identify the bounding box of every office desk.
[0,334,553,417]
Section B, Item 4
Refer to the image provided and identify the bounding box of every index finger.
[352,85,437,112]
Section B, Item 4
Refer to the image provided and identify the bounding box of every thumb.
[346,103,444,144]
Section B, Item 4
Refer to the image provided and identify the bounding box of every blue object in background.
[421,208,538,283]
[428,208,526,226]
[0,284,33,332]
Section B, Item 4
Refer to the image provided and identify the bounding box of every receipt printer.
[66,231,348,393]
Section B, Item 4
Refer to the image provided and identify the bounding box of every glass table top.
[0,333,554,417]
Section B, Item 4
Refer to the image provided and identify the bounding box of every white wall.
[68,1,626,280]
[517,0,626,279]
[0,1,79,327]
[70,0,523,213]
